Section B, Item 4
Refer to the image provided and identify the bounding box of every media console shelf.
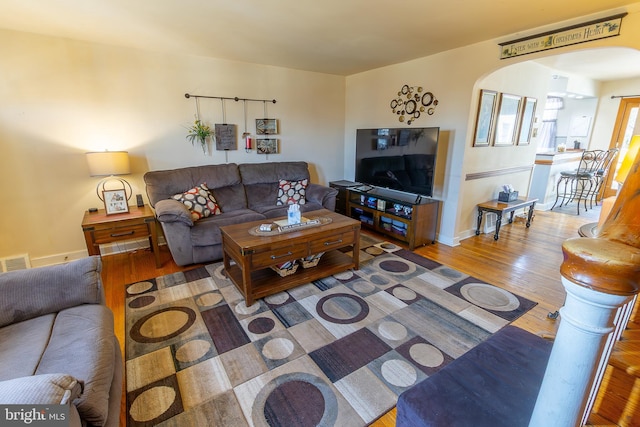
[346,186,439,250]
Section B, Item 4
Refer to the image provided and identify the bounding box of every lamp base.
[96,176,132,201]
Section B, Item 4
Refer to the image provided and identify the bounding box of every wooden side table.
[475,197,538,241]
[81,205,161,267]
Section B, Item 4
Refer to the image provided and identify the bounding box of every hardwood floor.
[102,206,608,426]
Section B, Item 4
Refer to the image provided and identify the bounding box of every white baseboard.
[455,229,477,244]
[31,250,88,268]
[31,236,166,268]
[98,238,152,256]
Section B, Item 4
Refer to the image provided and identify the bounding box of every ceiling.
[0,0,639,79]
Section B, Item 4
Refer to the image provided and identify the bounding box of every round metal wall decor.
[389,85,439,124]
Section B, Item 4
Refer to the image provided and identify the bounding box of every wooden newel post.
[529,155,640,426]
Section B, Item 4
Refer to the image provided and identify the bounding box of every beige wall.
[591,75,640,150]
[346,4,640,244]
[458,61,551,238]
[0,30,345,265]
[3,4,640,264]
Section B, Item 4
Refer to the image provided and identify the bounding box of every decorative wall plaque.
[215,124,237,150]
[389,84,438,125]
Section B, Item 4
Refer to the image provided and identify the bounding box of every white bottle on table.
[287,203,301,225]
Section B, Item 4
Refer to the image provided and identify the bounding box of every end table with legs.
[81,205,162,267]
[476,197,538,241]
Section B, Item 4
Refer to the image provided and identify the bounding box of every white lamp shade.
[86,151,130,176]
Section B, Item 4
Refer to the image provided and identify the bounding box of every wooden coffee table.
[220,209,361,306]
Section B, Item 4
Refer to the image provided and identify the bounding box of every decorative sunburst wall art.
[390,84,439,125]
[257,139,278,154]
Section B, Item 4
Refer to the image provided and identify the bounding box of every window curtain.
[538,120,557,152]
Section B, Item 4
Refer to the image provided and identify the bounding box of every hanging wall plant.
[185,119,213,153]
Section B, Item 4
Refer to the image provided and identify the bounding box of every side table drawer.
[309,230,355,254]
[92,224,150,244]
[251,244,307,269]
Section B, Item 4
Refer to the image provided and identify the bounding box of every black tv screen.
[355,127,439,198]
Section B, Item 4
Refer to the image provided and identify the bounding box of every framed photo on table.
[103,189,129,215]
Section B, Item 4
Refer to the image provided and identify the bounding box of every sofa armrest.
[0,257,104,328]
[154,199,194,226]
[0,374,83,405]
[306,183,338,211]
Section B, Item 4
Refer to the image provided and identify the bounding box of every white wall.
[556,97,599,149]
[345,44,497,245]
[458,62,551,238]
[0,29,345,265]
[346,4,640,244]
[4,4,640,263]
[591,76,640,150]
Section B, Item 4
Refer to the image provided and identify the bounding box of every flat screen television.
[355,127,439,198]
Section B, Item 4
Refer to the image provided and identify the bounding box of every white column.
[581,295,637,425]
[528,277,632,427]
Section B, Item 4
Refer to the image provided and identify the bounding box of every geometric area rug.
[125,235,537,426]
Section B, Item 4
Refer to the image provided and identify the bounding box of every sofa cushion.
[0,257,103,328]
[191,210,266,247]
[172,183,221,221]
[239,161,310,185]
[0,374,83,405]
[209,183,248,212]
[0,314,55,381]
[239,162,311,209]
[154,199,194,226]
[244,182,279,209]
[36,305,116,426]
[145,163,241,207]
[254,202,325,219]
[276,179,308,205]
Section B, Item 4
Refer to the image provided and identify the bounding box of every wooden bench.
[476,198,538,240]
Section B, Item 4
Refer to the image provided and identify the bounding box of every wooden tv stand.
[346,186,439,250]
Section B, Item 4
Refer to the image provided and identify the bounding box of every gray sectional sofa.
[144,161,338,266]
[0,257,123,427]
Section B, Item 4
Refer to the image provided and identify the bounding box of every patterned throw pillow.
[276,179,308,205]
[172,183,221,221]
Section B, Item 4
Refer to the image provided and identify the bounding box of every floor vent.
[0,254,31,272]
[483,213,497,234]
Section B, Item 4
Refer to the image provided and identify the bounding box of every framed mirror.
[493,93,522,146]
[517,97,537,145]
[473,89,498,147]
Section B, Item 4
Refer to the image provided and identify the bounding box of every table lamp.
[86,150,132,201]
[597,134,640,228]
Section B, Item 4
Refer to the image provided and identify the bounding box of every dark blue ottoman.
[396,325,553,427]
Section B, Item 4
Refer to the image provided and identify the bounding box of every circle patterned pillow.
[276,179,308,205]
[172,183,221,221]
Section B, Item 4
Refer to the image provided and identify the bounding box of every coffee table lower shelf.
[224,250,355,306]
